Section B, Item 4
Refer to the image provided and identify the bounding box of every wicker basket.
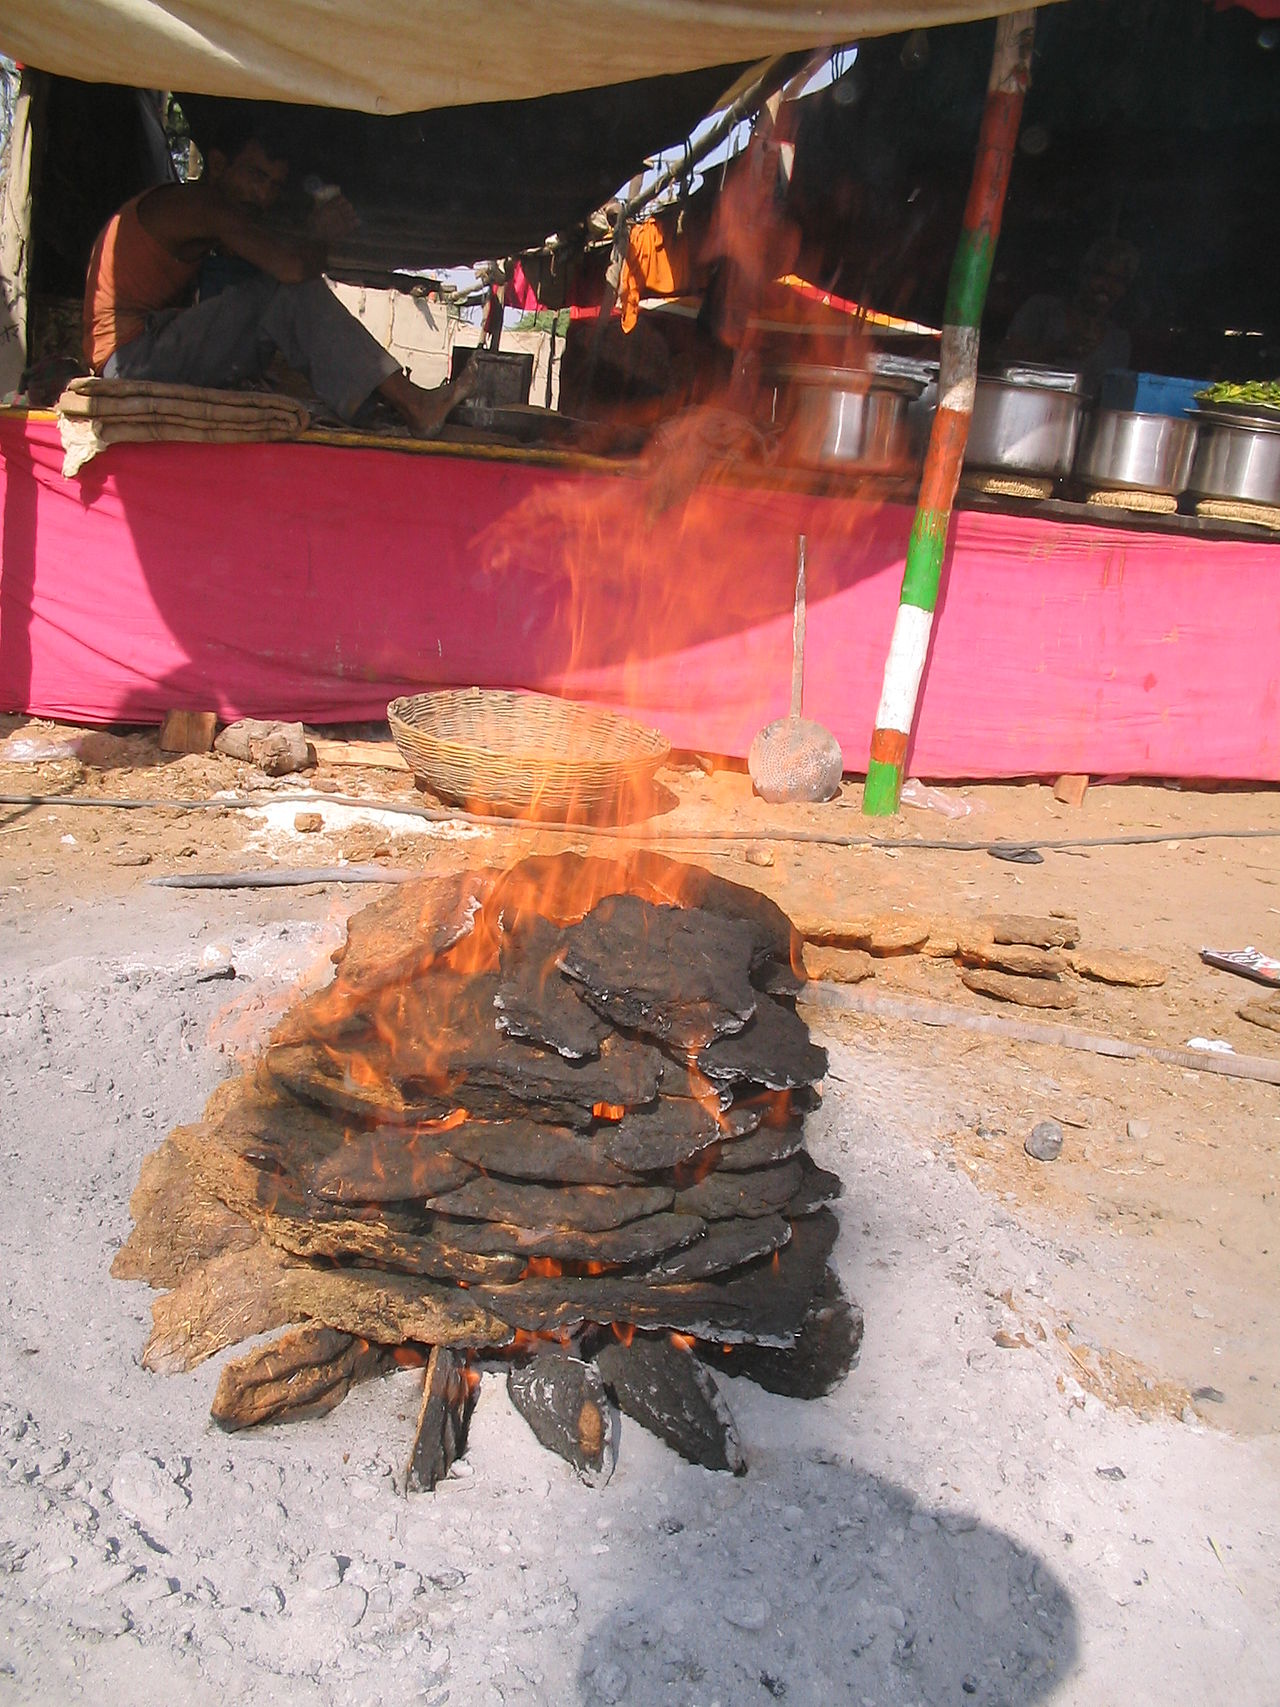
[387,688,670,814]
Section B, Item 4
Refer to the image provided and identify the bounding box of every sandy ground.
[0,720,1277,1705]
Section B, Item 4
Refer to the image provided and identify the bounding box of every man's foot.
[378,363,480,437]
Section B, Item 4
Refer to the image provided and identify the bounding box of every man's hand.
[306,193,359,246]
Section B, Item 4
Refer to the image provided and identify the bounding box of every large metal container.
[1075,409,1199,494]
[1187,411,1280,505]
[965,366,1085,477]
[449,347,535,408]
[771,366,921,473]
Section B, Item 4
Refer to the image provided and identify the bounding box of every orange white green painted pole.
[863,9,1036,816]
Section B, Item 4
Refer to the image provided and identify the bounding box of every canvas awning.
[1,0,1041,115]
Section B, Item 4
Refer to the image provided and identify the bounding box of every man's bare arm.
[137,183,327,284]
[207,198,327,283]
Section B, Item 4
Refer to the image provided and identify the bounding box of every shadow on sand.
[572,1442,1077,1707]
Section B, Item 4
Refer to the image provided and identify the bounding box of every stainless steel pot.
[772,366,921,473]
[1075,409,1199,494]
[965,374,1084,476]
[1187,411,1280,505]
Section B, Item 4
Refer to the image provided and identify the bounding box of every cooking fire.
[115,851,860,1487]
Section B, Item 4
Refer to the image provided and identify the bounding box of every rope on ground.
[4,789,1280,856]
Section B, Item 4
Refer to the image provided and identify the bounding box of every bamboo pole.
[862,10,1036,817]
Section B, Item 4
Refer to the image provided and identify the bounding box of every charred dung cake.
[114,852,862,1487]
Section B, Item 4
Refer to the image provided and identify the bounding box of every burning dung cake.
[114,852,860,1486]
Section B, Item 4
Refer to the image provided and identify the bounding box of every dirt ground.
[0,716,1277,1705]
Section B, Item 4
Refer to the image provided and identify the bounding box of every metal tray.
[1193,401,1280,433]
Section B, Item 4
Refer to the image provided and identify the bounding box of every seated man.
[1001,237,1140,392]
[82,123,471,434]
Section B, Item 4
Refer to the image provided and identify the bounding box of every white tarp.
[0,0,1037,115]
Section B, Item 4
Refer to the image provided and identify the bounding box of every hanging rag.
[618,218,691,333]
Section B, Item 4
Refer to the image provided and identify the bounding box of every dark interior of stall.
[794,0,1280,377]
[21,0,1280,389]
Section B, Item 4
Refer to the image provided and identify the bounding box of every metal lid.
[986,362,1087,394]
[1086,406,1198,429]
[868,352,938,386]
[768,364,923,396]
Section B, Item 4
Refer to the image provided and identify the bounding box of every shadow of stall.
[572,1450,1077,1707]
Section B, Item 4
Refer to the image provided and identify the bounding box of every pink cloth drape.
[2,414,1277,778]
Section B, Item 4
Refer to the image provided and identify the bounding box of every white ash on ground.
[0,880,1276,1705]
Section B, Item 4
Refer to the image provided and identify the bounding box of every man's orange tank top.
[82,193,200,372]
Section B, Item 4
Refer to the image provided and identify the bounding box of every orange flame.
[520,1255,614,1282]
[740,1088,793,1129]
[276,848,807,1148]
[509,1327,573,1350]
[343,1049,382,1089]
[421,1107,468,1134]
[611,1322,636,1348]
[669,1333,696,1352]
[252,97,872,1331]
[259,80,903,1137]
[523,1256,564,1280]
[674,1144,722,1188]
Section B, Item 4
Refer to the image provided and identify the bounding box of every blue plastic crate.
[1099,371,1210,418]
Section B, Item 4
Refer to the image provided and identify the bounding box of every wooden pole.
[863,10,1036,817]
[0,69,44,396]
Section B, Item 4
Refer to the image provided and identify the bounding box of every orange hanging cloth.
[618,218,690,333]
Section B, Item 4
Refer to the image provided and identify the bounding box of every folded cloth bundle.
[56,376,310,475]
